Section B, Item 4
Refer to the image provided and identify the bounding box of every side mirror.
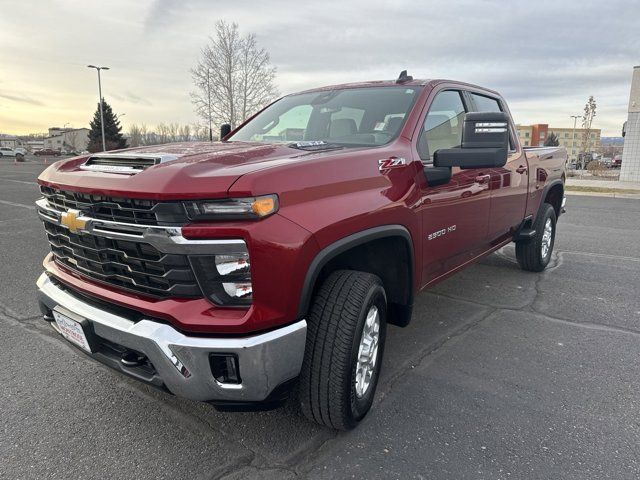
[434,112,509,170]
[220,123,232,140]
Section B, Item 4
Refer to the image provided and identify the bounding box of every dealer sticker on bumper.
[52,310,92,353]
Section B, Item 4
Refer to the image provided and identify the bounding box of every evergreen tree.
[87,99,127,152]
[544,132,559,147]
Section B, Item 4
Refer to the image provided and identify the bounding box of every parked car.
[0,146,24,161]
[34,148,61,157]
[34,73,567,430]
[612,154,622,168]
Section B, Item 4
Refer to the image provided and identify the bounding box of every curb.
[565,191,640,199]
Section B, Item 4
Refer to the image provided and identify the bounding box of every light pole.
[87,65,110,152]
[206,68,213,142]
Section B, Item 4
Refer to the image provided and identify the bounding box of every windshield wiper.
[287,140,345,151]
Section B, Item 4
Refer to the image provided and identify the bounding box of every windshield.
[228,86,422,147]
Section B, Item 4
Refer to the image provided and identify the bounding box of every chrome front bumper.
[37,273,307,403]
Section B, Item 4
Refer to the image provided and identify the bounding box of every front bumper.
[37,273,307,403]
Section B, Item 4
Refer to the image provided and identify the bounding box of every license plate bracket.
[52,307,96,353]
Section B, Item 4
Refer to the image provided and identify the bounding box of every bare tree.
[156,123,170,144]
[190,21,278,133]
[140,123,149,145]
[191,123,211,141]
[63,130,81,152]
[168,122,179,142]
[580,96,597,169]
[179,124,192,142]
[128,124,142,147]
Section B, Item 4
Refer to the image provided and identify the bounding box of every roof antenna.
[396,70,413,84]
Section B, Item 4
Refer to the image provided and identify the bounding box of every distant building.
[620,66,640,182]
[516,124,601,161]
[26,140,45,151]
[0,135,25,149]
[44,128,90,152]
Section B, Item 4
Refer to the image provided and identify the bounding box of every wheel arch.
[541,179,564,218]
[298,225,415,327]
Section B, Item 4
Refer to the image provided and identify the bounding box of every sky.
[0,0,638,136]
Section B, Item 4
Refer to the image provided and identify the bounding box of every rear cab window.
[468,92,517,151]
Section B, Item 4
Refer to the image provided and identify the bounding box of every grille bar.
[40,186,189,226]
[36,193,247,300]
[42,215,201,298]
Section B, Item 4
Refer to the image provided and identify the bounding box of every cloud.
[111,91,153,106]
[1,0,639,135]
[0,92,44,106]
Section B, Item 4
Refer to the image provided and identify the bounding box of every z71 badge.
[378,157,406,174]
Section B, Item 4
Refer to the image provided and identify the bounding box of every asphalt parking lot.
[1,156,640,479]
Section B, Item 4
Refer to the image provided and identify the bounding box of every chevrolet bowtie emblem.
[60,209,87,233]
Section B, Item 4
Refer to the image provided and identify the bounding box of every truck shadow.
[122,248,539,470]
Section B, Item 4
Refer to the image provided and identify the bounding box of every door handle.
[516,165,528,174]
[474,174,490,184]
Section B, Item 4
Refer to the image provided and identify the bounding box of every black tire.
[16,153,24,162]
[516,203,557,272]
[299,270,387,430]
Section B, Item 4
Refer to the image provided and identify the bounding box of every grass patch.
[566,185,640,194]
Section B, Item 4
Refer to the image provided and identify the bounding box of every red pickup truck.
[36,73,566,429]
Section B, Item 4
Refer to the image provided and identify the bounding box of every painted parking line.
[0,179,37,185]
[0,200,36,210]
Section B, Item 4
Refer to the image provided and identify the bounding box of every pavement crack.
[374,305,499,406]
[207,451,257,480]
[285,430,338,476]
[528,307,640,338]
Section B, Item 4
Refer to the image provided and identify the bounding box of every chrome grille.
[39,186,189,226]
[43,221,202,298]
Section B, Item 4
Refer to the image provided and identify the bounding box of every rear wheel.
[299,270,387,430]
[516,203,556,272]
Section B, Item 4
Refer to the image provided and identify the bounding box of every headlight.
[184,194,278,221]
[189,251,252,306]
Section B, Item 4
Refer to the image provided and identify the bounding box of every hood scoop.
[80,153,180,174]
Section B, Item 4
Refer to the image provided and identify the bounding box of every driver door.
[416,90,492,286]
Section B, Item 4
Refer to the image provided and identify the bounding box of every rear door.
[416,89,492,285]
[467,92,529,243]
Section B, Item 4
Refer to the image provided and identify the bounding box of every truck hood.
[37,141,318,200]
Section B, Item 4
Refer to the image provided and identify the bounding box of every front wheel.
[516,203,557,272]
[299,270,387,430]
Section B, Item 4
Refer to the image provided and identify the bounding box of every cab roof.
[294,78,501,97]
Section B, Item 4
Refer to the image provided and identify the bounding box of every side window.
[469,92,516,150]
[469,93,501,112]
[418,90,466,163]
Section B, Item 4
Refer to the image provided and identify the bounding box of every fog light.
[222,282,252,299]
[215,254,250,276]
[209,353,241,384]
[189,250,252,306]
